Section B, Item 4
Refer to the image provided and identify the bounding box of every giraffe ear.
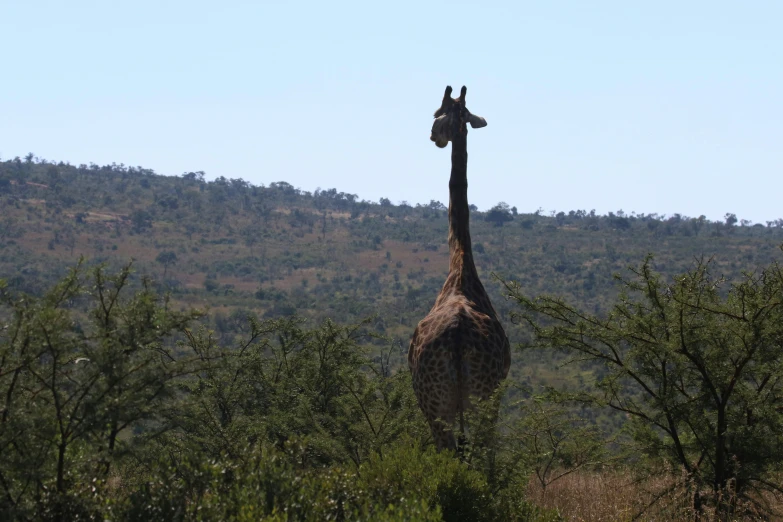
[430,114,449,147]
[467,112,487,129]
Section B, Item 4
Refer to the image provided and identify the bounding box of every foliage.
[356,441,560,522]
[0,261,200,520]
[119,439,562,522]
[160,317,428,468]
[510,394,607,496]
[4,155,783,518]
[485,202,514,227]
[119,442,441,522]
[0,266,561,520]
[456,385,607,516]
[505,254,783,516]
[155,250,177,278]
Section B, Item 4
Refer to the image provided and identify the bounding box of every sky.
[1,1,782,223]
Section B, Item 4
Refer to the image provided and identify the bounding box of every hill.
[2,154,782,387]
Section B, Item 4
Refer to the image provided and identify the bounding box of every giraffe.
[408,85,511,451]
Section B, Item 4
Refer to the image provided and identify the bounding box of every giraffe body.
[409,86,510,451]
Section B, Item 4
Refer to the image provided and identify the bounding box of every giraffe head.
[430,85,487,148]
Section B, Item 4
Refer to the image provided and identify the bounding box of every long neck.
[447,132,476,277]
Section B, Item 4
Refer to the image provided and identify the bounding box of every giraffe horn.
[434,86,454,118]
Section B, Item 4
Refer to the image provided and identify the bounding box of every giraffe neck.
[446,132,478,286]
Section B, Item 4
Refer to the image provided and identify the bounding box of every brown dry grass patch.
[526,469,783,521]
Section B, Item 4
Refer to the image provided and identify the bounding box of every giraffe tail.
[454,329,467,452]
[457,409,467,451]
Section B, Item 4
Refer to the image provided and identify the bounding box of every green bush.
[0,261,199,520]
[358,442,492,521]
[119,442,442,522]
[120,440,560,522]
[357,442,561,522]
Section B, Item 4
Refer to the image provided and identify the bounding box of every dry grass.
[525,469,783,521]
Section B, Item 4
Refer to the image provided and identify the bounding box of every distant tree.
[130,209,153,232]
[156,194,179,210]
[46,166,61,187]
[243,228,259,256]
[426,200,446,211]
[609,212,631,230]
[520,218,535,230]
[485,202,513,227]
[204,277,219,293]
[724,213,738,227]
[57,225,77,255]
[155,250,178,279]
[692,215,707,235]
[0,217,18,243]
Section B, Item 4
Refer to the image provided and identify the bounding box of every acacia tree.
[504,255,783,517]
[166,317,427,468]
[485,202,514,227]
[513,398,606,498]
[0,262,199,518]
[155,250,177,279]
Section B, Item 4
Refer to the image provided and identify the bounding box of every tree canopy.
[505,254,783,516]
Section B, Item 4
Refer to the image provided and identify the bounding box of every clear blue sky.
[2,1,782,223]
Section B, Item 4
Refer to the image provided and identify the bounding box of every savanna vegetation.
[1,154,782,520]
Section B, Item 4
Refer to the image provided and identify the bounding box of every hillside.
[2,155,782,381]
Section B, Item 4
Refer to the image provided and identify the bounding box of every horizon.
[1,152,771,225]
[2,1,782,224]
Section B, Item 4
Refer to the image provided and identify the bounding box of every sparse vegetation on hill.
[2,154,782,336]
